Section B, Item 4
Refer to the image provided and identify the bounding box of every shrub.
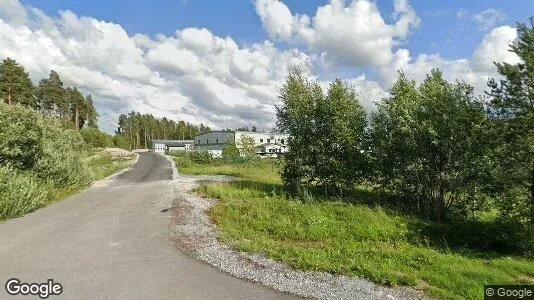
[0,103,43,170]
[34,120,93,188]
[222,143,240,159]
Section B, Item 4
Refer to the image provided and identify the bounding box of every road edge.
[92,152,140,186]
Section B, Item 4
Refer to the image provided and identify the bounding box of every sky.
[0,0,531,133]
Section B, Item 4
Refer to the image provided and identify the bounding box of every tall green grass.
[181,159,534,300]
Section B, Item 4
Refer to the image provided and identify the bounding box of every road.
[0,152,295,299]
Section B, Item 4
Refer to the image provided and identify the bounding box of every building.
[193,131,289,157]
[151,140,194,154]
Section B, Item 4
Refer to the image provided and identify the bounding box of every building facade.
[193,131,289,157]
[151,140,194,154]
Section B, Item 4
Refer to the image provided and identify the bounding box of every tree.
[313,79,367,194]
[68,87,86,129]
[276,68,320,195]
[222,143,240,159]
[237,134,256,157]
[0,58,35,108]
[487,17,534,223]
[84,95,98,128]
[276,69,368,196]
[371,70,492,222]
[36,70,65,116]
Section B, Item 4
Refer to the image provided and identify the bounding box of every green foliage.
[80,128,112,148]
[116,111,211,149]
[276,69,367,196]
[222,143,240,159]
[0,103,43,170]
[370,70,492,222]
[186,161,534,300]
[0,58,35,108]
[0,103,135,220]
[33,120,93,188]
[487,18,534,227]
[237,134,256,157]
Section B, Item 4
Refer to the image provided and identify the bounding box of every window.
[267,139,270,143]
[206,139,209,144]
[281,139,285,144]
[216,139,218,143]
[260,139,263,143]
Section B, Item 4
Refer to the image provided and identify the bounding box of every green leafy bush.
[0,103,43,170]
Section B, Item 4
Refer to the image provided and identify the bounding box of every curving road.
[0,152,294,299]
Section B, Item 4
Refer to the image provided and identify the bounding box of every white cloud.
[0,0,521,133]
[377,26,520,97]
[0,1,313,133]
[254,0,420,67]
[473,9,506,31]
[471,26,521,72]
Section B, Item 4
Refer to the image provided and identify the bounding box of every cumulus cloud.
[0,1,313,132]
[255,0,420,67]
[377,26,520,97]
[0,0,521,132]
[471,26,521,72]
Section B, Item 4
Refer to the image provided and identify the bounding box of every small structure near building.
[150,140,194,154]
[193,131,289,157]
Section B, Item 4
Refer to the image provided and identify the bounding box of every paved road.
[0,152,295,299]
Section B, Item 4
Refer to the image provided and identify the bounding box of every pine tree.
[36,70,65,116]
[0,58,35,108]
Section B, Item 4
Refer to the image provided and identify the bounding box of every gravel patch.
[168,174,425,300]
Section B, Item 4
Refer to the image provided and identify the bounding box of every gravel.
[167,173,424,300]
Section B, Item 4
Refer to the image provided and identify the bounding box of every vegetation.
[277,75,368,196]
[0,57,137,221]
[169,17,534,300]
[170,158,534,300]
[276,19,533,251]
[0,103,136,221]
[114,112,211,150]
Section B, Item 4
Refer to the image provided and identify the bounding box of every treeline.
[278,19,533,254]
[0,58,97,129]
[114,112,211,149]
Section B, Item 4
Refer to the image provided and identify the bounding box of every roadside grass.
[177,159,534,300]
[0,149,135,221]
[84,150,136,180]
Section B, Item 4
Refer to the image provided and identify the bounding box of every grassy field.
[175,158,534,300]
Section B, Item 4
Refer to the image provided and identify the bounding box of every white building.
[151,140,194,154]
[193,131,289,157]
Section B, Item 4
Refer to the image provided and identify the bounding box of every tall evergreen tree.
[0,58,35,108]
[36,70,65,115]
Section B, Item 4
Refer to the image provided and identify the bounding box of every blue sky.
[21,0,532,61]
[0,0,530,132]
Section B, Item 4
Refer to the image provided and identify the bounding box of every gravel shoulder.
[168,173,426,300]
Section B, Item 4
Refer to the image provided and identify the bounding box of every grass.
[0,149,135,221]
[175,158,534,300]
[84,150,136,180]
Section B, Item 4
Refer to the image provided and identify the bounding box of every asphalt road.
[0,152,295,299]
